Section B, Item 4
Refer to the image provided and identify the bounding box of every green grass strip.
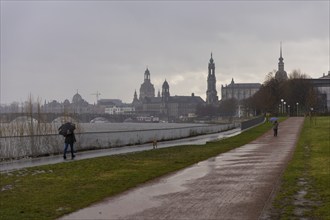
[0,121,273,220]
[272,116,330,219]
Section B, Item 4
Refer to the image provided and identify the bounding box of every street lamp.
[284,102,286,114]
[279,104,281,114]
[281,99,284,114]
[288,105,290,116]
[296,102,299,116]
[310,107,314,118]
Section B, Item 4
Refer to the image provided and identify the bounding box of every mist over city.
[1,1,329,105]
[1,2,330,219]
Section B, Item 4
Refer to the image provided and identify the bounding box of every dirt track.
[61,117,304,220]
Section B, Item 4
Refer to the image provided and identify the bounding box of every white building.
[105,105,135,115]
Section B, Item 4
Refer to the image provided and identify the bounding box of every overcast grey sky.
[1,1,329,105]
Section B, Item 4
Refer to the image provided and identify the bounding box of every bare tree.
[246,70,319,115]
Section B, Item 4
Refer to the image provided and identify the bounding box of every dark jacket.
[65,133,76,144]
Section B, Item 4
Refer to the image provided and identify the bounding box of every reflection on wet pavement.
[61,161,212,219]
[60,118,304,220]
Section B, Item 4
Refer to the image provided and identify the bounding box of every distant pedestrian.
[273,120,279,137]
[59,122,76,159]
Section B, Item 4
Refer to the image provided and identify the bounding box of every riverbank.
[0,119,270,220]
[0,122,238,160]
[0,128,241,172]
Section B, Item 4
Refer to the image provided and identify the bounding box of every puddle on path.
[60,142,284,220]
[60,118,305,220]
[60,159,212,220]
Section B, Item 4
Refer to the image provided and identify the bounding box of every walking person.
[59,122,76,160]
[63,130,76,159]
[273,120,279,137]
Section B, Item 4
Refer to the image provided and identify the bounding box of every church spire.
[278,42,284,70]
[210,52,214,64]
[134,90,138,99]
[275,42,288,81]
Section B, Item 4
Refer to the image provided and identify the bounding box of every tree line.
[197,70,326,117]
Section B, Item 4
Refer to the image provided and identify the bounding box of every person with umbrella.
[58,122,76,159]
[272,119,279,137]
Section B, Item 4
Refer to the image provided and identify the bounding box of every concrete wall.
[0,123,238,160]
[241,116,265,130]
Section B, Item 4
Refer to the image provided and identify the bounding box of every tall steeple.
[275,42,288,81]
[206,53,218,104]
[133,90,138,101]
[278,42,284,71]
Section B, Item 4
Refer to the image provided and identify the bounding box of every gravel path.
[60,117,304,220]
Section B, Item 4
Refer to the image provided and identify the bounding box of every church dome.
[72,93,83,104]
[63,99,70,106]
[162,80,169,89]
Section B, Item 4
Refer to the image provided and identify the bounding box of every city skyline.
[1,1,329,105]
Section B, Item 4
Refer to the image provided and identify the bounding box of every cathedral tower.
[275,43,288,81]
[161,79,170,116]
[162,79,170,103]
[206,53,218,104]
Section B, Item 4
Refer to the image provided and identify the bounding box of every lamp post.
[281,99,284,114]
[296,102,299,116]
[310,107,314,118]
[279,104,281,115]
[288,105,290,116]
[284,101,286,114]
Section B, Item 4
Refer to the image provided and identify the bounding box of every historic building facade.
[221,78,261,101]
[206,53,218,105]
[132,68,205,120]
[309,71,330,112]
[160,80,204,120]
[43,92,97,114]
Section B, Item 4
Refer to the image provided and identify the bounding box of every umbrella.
[269,117,278,122]
[58,122,76,136]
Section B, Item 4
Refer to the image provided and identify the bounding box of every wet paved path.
[60,117,304,220]
[0,129,241,173]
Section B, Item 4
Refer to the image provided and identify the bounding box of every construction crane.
[91,91,101,104]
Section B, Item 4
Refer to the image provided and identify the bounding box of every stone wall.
[0,123,238,160]
[241,116,265,130]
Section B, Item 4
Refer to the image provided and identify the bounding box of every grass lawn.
[271,116,330,219]
[0,120,274,220]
